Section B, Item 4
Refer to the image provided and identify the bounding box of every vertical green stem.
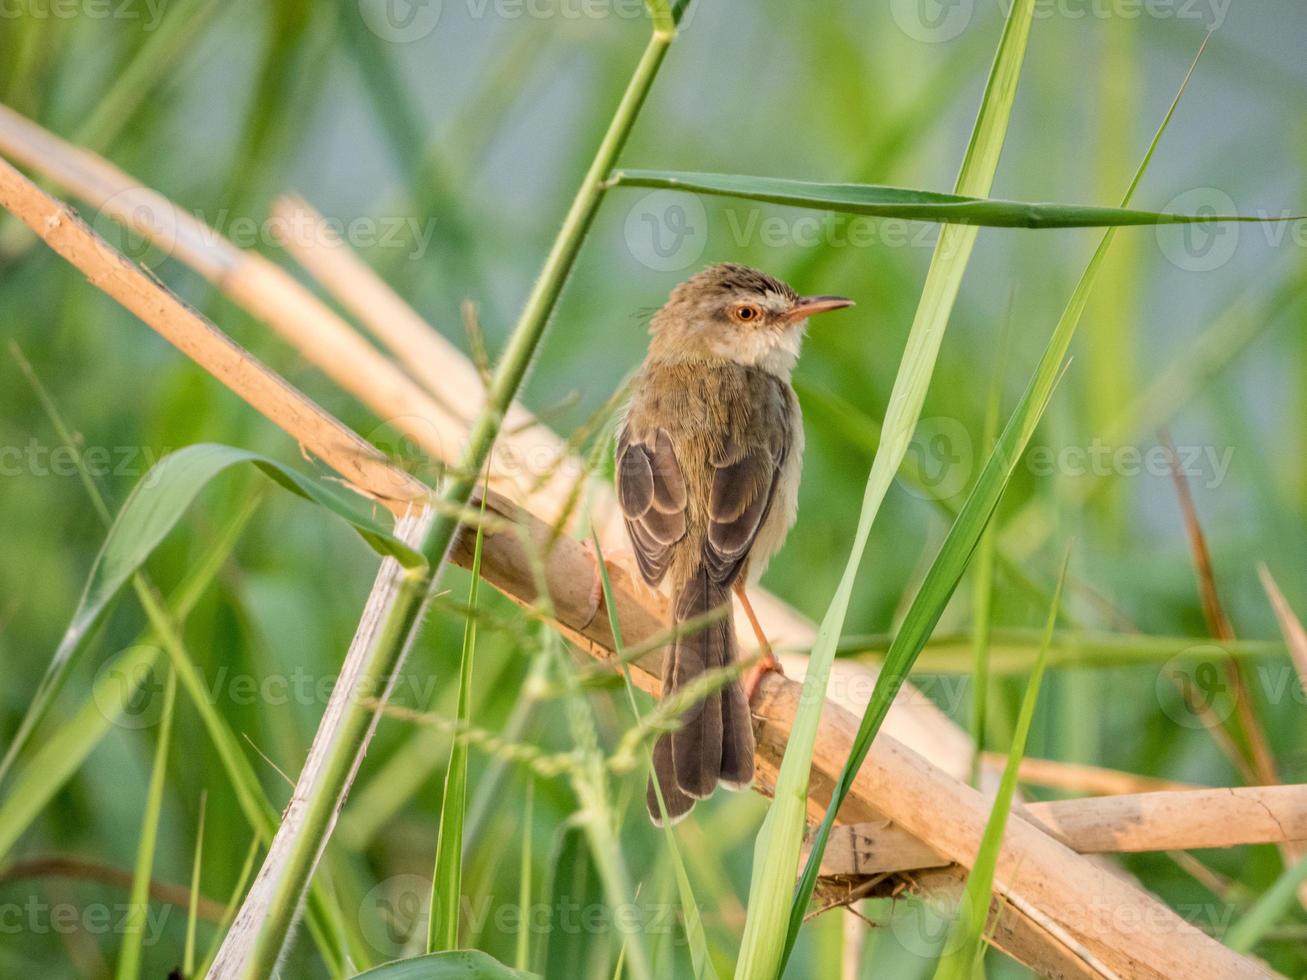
[117,669,177,980]
[233,12,679,977]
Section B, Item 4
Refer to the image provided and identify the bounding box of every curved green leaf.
[0,443,426,786]
[783,34,1209,965]
[933,550,1068,980]
[609,169,1301,228]
[353,950,539,979]
[741,0,1042,973]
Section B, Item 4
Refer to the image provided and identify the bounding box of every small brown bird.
[616,263,853,824]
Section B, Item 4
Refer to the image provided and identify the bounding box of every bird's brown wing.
[702,392,789,587]
[616,425,688,587]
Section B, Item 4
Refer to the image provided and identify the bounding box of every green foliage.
[933,549,1068,980]
[611,170,1296,228]
[741,2,1040,972]
[2,3,1306,979]
[353,949,538,979]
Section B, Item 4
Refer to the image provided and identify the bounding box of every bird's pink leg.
[735,581,783,701]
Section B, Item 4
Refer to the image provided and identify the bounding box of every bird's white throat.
[708,321,806,380]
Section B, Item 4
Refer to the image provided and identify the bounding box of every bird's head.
[648,263,853,376]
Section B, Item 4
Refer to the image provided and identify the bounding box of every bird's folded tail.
[646,568,756,825]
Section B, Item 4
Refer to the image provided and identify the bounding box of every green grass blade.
[542,625,652,980]
[428,517,487,953]
[4,380,361,971]
[933,548,1069,980]
[196,838,263,978]
[0,641,160,860]
[74,0,226,152]
[184,793,207,978]
[734,4,1039,976]
[609,169,1299,228]
[843,629,1279,673]
[784,35,1208,965]
[229,3,681,967]
[1225,853,1307,953]
[515,778,534,973]
[0,365,363,970]
[115,668,176,980]
[0,442,425,787]
[794,380,1057,618]
[592,533,716,980]
[969,315,1011,785]
[0,458,254,864]
[352,950,538,979]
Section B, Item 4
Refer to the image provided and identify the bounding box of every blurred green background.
[1,0,1306,976]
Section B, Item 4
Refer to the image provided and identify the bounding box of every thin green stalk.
[593,533,715,980]
[14,348,363,970]
[233,7,681,975]
[184,794,207,978]
[542,623,653,980]
[934,547,1068,980]
[969,313,1011,785]
[737,4,1038,975]
[75,0,227,152]
[783,37,1207,969]
[515,778,534,972]
[1225,853,1307,952]
[197,839,263,978]
[428,516,487,952]
[843,629,1278,673]
[116,668,176,980]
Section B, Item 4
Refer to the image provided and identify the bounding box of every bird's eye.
[733,303,762,323]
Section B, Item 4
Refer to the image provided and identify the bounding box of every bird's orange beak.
[787,295,855,322]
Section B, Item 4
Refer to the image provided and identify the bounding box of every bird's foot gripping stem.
[734,580,785,701]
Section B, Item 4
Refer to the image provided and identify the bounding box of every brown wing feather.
[703,389,789,584]
[616,425,688,587]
